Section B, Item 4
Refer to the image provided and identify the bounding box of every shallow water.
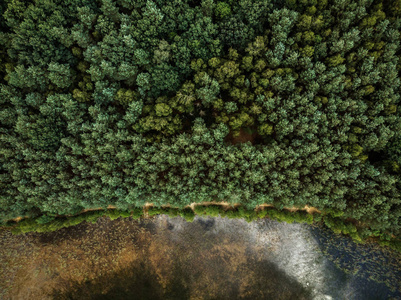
[1,215,400,299]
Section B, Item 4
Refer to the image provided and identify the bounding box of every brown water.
[0,215,400,300]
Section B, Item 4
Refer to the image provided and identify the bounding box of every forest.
[0,0,401,245]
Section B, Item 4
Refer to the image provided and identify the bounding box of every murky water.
[1,215,400,300]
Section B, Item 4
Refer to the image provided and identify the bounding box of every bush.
[105,209,131,220]
[257,209,268,218]
[179,208,195,222]
[220,208,237,219]
[36,215,56,224]
[203,206,221,217]
[237,207,258,222]
[389,239,401,252]
[131,207,143,220]
[148,207,164,216]
[166,208,180,218]
[85,211,105,224]
[193,205,207,215]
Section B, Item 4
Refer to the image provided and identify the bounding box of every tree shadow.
[50,249,312,300]
[50,258,190,300]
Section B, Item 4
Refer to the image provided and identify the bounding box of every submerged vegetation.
[1,0,401,250]
[8,213,400,300]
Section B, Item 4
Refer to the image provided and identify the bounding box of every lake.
[1,215,400,299]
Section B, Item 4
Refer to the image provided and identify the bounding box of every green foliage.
[236,207,258,223]
[131,207,143,220]
[85,211,105,224]
[322,216,362,242]
[114,89,139,106]
[193,205,207,215]
[179,208,195,222]
[266,209,314,225]
[105,209,131,220]
[203,205,221,217]
[165,207,180,218]
[148,207,164,217]
[257,209,268,218]
[214,2,231,20]
[11,215,86,234]
[6,206,400,253]
[155,103,172,117]
[326,209,345,218]
[388,239,401,252]
[35,215,55,224]
[1,0,401,249]
[383,135,401,173]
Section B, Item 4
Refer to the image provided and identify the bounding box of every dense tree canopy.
[1,0,401,240]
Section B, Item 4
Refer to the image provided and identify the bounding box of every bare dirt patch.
[224,128,262,145]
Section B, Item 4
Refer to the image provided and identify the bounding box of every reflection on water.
[1,215,400,300]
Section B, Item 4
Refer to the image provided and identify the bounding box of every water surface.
[1,215,400,299]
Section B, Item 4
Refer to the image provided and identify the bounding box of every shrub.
[179,208,195,222]
[131,207,143,220]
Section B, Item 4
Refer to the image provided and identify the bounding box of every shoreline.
[5,202,322,224]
